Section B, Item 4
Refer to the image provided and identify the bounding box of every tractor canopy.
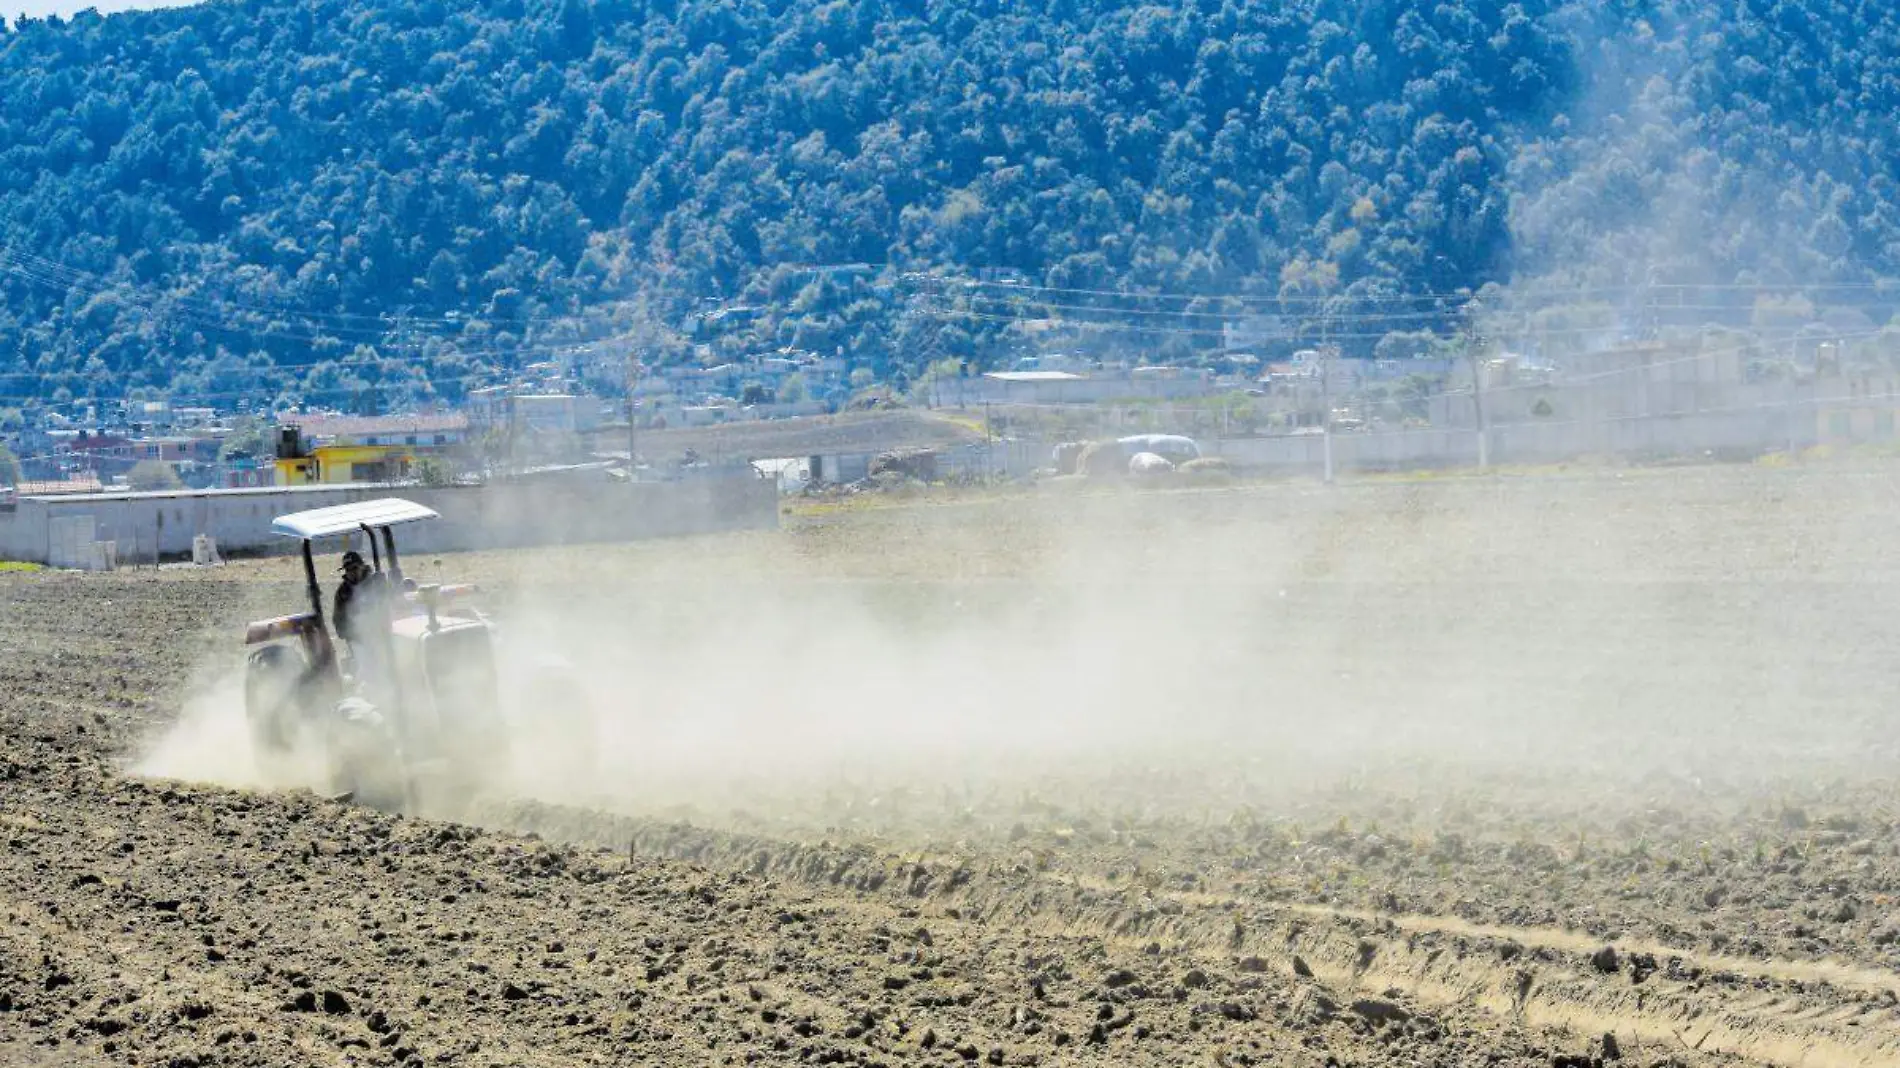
[264,497,441,630]
[272,498,440,540]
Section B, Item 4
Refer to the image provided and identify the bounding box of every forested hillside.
[3,0,1900,410]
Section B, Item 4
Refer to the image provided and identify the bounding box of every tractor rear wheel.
[243,644,308,758]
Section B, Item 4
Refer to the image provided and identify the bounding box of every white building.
[467,390,601,433]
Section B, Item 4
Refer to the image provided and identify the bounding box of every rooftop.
[291,413,469,438]
[984,370,1085,382]
[272,497,440,539]
[17,482,412,503]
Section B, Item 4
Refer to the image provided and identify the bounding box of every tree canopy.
[126,457,183,490]
[3,0,1899,409]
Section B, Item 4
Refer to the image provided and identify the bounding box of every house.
[687,305,763,339]
[1223,315,1288,352]
[127,436,200,463]
[978,370,1092,403]
[667,363,741,403]
[758,357,803,382]
[514,395,600,433]
[467,389,599,434]
[58,431,134,463]
[45,431,143,482]
[750,457,812,494]
[678,404,736,427]
[223,457,274,489]
[466,385,507,427]
[274,413,468,485]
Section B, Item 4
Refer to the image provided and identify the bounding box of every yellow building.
[274,444,413,485]
[274,414,468,485]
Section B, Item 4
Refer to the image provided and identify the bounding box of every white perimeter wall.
[0,477,778,566]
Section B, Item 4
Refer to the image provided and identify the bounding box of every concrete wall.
[1211,405,1827,474]
[0,476,778,566]
[806,440,1046,486]
[939,374,1219,406]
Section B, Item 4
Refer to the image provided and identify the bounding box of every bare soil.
[8,462,1900,1068]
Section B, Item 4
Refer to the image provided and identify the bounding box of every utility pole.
[1463,302,1490,471]
[1788,335,1801,455]
[1319,344,1334,484]
[506,390,519,481]
[1638,281,1656,425]
[1318,304,1335,484]
[624,349,641,484]
[984,401,995,480]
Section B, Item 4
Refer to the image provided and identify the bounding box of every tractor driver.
[332,550,390,688]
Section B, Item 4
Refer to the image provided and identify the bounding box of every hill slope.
[3,0,1900,408]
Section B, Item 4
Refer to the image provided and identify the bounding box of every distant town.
[3,327,1897,500]
[0,343,1304,494]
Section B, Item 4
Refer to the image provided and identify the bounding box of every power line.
[7,244,1900,411]
[908,271,1900,307]
[0,247,633,333]
[927,290,1888,324]
[0,334,643,403]
[917,328,1891,417]
[0,331,631,386]
[0,256,623,355]
[920,293,1456,326]
[910,293,1898,345]
[0,362,602,405]
[911,305,1675,343]
[0,247,651,404]
[8,246,1893,349]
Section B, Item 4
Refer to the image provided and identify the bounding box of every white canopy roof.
[271,497,440,539]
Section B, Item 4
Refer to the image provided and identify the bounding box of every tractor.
[241,497,593,812]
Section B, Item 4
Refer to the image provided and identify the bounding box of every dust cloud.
[136,660,343,796]
[136,672,266,788]
[134,469,1900,836]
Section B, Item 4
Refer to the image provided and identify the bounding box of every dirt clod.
[1349,998,1410,1025]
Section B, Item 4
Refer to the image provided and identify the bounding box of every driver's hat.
[339,550,368,573]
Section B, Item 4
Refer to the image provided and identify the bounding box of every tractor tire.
[243,644,307,758]
[326,700,410,812]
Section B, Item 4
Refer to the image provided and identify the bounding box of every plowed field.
[7,463,1900,1068]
